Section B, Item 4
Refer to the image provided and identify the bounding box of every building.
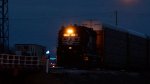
[15,44,46,58]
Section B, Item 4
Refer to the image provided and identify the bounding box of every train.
[57,23,150,70]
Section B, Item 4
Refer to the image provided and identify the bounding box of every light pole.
[46,50,50,73]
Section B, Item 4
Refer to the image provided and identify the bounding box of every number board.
[62,37,80,45]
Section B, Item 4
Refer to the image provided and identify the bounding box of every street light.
[46,50,50,73]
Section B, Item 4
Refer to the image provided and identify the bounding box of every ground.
[0,69,150,84]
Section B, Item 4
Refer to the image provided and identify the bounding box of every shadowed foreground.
[0,70,150,84]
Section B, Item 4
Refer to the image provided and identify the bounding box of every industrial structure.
[0,0,9,54]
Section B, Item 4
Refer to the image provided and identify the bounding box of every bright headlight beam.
[67,29,73,34]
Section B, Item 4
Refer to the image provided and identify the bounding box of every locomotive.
[57,25,99,68]
[57,23,150,70]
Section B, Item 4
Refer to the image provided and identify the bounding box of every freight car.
[57,24,150,70]
[97,26,148,70]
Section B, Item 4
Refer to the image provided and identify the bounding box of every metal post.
[115,10,118,27]
[0,0,9,53]
[126,33,130,69]
[46,59,49,73]
[46,51,50,73]
[146,35,149,68]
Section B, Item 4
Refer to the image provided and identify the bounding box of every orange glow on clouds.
[122,0,139,5]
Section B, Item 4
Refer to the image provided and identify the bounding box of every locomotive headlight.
[63,27,77,37]
[67,29,74,34]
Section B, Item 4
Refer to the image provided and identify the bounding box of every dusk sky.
[9,0,150,50]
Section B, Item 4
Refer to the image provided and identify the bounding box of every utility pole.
[115,10,118,27]
[0,0,9,54]
[89,19,93,28]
